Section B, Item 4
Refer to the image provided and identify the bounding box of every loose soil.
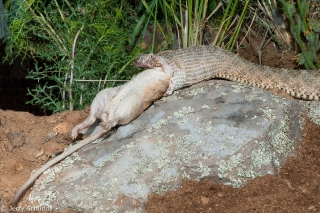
[0,35,319,212]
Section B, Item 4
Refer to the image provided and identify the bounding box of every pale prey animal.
[11,67,171,205]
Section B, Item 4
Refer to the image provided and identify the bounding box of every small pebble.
[217,192,224,197]
[200,196,209,205]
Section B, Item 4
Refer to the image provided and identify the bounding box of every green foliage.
[133,0,219,49]
[215,0,250,50]
[281,0,320,69]
[4,0,139,113]
[133,0,249,51]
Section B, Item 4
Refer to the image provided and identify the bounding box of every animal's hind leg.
[99,110,120,132]
[71,113,97,140]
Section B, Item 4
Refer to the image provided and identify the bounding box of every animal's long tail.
[10,128,108,206]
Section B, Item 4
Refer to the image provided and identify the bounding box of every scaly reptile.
[134,45,320,100]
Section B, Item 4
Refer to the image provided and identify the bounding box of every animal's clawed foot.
[71,127,80,140]
[164,83,174,96]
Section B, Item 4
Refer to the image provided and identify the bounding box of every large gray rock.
[28,80,310,212]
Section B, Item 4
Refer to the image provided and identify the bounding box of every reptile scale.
[135,45,320,100]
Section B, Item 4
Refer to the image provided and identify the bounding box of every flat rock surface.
[28,80,305,212]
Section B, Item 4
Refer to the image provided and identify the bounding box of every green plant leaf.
[5,0,139,112]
